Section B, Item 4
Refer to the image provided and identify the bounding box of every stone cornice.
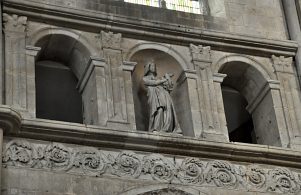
[8,118,301,170]
[3,0,298,57]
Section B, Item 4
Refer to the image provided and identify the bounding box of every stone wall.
[1,0,301,195]
[3,0,288,40]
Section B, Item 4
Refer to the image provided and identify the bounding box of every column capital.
[3,13,27,32]
[26,46,41,57]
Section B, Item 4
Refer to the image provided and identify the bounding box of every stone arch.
[216,54,287,146]
[126,42,191,70]
[28,27,98,56]
[120,184,206,195]
[28,27,97,79]
[214,54,274,80]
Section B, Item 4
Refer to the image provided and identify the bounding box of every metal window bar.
[124,0,203,14]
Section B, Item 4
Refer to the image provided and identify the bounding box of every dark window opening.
[222,86,256,144]
[36,61,83,123]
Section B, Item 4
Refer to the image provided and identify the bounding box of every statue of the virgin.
[143,62,182,134]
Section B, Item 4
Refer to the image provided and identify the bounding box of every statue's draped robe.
[143,75,181,133]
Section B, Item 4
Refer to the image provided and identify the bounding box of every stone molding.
[3,13,27,32]
[3,0,297,57]
[3,139,301,194]
[15,118,301,169]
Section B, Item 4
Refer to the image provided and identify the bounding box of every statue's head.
[144,61,157,76]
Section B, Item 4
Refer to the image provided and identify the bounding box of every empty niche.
[219,61,281,146]
[35,34,90,124]
[130,49,194,136]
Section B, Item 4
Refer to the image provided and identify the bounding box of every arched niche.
[219,60,283,146]
[130,49,194,136]
[34,34,91,124]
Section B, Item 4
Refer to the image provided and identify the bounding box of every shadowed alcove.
[220,61,281,146]
[130,49,194,136]
[35,34,90,124]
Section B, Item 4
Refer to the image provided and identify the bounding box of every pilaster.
[272,55,301,149]
[190,44,228,141]
[3,13,27,111]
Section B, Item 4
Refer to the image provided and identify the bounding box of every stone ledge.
[3,0,298,57]
[6,117,301,170]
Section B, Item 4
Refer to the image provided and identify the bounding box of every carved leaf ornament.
[3,139,301,194]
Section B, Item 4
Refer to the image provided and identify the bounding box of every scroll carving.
[3,139,301,194]
[3,13,27,32]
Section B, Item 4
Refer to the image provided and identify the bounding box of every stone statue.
[143,62,182,134]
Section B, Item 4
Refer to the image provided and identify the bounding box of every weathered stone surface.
[1,0,301,194]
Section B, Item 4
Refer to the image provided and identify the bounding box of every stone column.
[281,0,301,83]
[271,55,301,149]
[213,73,228,140]
[0,2,3,104]
[122,61,137,130]
[190,44,228,141]
[3,14,27,110]
[100,31,135,130]
[25,46,41,118]
[0,128,3,194]
[78,57,108,126]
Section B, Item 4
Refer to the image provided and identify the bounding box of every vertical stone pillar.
[122,61,137,130]
[272,55,301,149]
[0,128,3,194]
[0,4,3,105]
[78,57,108,126]
[100,31,135,129]
[25,46,41,118]
[190,44,228,141]
[213,73,228,140]
[281,0,301,84]
[3,14,27,110]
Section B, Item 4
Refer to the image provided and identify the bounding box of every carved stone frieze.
[272,55,293,73]
[3,139,301,194]
[3,13,27,32]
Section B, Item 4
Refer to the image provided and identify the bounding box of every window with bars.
[124,0,204,14]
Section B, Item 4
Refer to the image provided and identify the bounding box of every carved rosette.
[206,161,237,188]
[3,13,27,32]
[74,148,107,176]
[246,166,266,189]
[45,143,72,171]
[142,154,175,182]
[111,151,142,178]
[177,158,204,184]
[2,140,34,167]
[268,168,299,193]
